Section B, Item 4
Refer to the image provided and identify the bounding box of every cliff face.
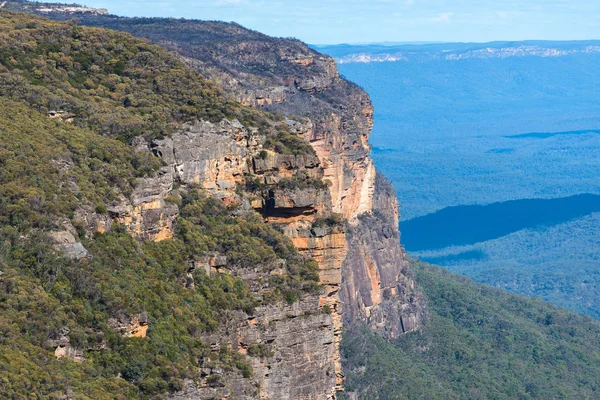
[11,6,424,398]
[149,15,425,344]
[341,173,423,338]
[83,114,342,399]
[119,30,423,396]
[187,296,338,400]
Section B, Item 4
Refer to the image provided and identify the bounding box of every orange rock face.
[128,324,149,338]
[286,221,347,388]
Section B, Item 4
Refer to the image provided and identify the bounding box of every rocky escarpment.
[341,173,423,338]
[114,31,422,396]
[132,14,426,340]
[69,115,340,399]
[17,5,425,398]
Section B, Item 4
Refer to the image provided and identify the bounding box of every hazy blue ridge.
[316,40,600,60]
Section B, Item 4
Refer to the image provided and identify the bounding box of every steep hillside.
[0,7,423,399]
[342,261,600,399]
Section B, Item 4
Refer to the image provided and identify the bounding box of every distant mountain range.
[315,40,600,63]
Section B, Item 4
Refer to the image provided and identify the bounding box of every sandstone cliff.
[127,15,426,370]
[125,31,424,397]
[12,6,424,398]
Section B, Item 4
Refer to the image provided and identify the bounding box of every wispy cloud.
[429,12,453,23]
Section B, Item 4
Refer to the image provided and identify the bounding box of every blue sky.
[40,0,600,44]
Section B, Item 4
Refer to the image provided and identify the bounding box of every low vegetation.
[341,260,600,399]
[0,9,315,155]
[0,98,161,231]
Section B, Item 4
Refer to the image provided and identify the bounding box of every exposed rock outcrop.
[54,344,84,362]
[341,174,423,338]
[285,222,347,389]
[48,222,90,260]
[48,327,87,363]
[108,313,150,338]
[154,120,256,194]
[187,295,338,400]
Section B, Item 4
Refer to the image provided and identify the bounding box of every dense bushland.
[0,10,314,154]
[0,11,319,398]
[341,261,600,399]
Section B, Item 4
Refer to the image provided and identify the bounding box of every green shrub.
[95,204,108,214]
[247,343,273,359]
[312,214,345,229]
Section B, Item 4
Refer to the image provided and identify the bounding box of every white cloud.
[209,0,249,4]
[430,12,453,23]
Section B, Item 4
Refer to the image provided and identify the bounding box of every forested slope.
[0,11,318,398]
[342,261,600,399]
